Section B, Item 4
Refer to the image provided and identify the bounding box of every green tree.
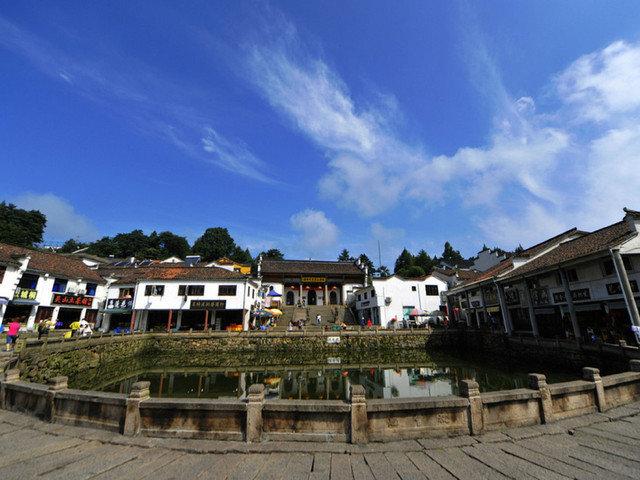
[87,236,118,257]
[441,241,463,263]
[394,248,414,273]
[112,230,151,258]
[357,253,376,275]
[192,227,236,262]
[58,238,88,254]
[152,231,191,259]
[0,201,47,247]
[414,249,435,273]
[260,249,285,260]
[402,265,426,278]
[231,246,253,265]
[377,265,391,277]
[338,249,354,262]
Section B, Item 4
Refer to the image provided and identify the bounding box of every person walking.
[316,314,321,325]
[5,318,21,351]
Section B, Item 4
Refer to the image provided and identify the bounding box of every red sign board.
[52,294,94,307]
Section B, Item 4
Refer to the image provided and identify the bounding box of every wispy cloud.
[0,14,272,183]
[245,13,640,251]
[244,16,434,216]
[13,193,99,243]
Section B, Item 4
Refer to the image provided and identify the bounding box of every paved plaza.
[0,402,639,479]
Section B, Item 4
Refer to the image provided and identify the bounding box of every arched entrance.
[307,290,317,305]
[329,291,338,305]
[286,291,294,306]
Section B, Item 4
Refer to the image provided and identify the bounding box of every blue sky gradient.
[2,1,640,267]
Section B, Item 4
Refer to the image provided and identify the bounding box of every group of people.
[2,317,94,353]
[68,320,93,338]
[359,316,373,328]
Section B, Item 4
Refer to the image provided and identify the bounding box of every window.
[556,269,578,285]
[411,286,417,292]
[357,294,362,301]
[52,278,68,293]
[144,285,165,296]
[179,285,205,296]
[0,266,5,283]
[85,283,97,296]
[425,285,439,296]
[603,257,632,276]
[18,273,38,290]
[218,285,237,296]
[119,288,133,298]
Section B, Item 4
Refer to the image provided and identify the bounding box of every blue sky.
[2,2,640,267]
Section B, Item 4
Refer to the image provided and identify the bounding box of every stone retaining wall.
[3,330,640,443]
[2,362,640,443]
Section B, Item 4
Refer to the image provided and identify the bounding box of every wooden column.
[167,309,173,332]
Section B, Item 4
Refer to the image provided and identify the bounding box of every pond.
[74,350,579,401]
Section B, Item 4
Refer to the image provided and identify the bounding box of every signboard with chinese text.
[531,288,550,306]
[106,298,133,310]
[302,277,326,283]
[504,289,520,305]
[52,294,94,307]
[552,288,591,303]
[606,280,639,295]
[190,300,226,310]
[14,288,37,300]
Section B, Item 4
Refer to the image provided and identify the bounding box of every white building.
[99,264,259,332]
[354,273,449,327]
[0,242,107,330]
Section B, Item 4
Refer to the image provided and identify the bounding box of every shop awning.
[10,299,39,305]
[98,309,133,314]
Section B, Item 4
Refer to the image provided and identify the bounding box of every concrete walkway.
[1,402,640,479]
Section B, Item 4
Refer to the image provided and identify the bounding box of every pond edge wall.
[2,363,640,442]
[2,330,640,443]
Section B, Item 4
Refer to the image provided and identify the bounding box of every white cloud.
[556,41,640,123]
[13,193,100,243]
[290,209,339,255]
[245,20,436,217]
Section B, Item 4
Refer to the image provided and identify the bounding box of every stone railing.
[2,361,640,443]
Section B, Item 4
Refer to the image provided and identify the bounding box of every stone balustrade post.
[460,380,484,435]
[528,373,554,424]
[350,384,367,444]
[246,384,265,443]
[583,367,606,412]
[46,376,68,422]
[123,381,150,436]
[1,369,20,409]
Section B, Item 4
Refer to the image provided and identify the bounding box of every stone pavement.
[1,403,640,479]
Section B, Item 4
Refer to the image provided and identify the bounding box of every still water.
[82,351,578,401]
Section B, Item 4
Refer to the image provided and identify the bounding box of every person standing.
[316,314,321,325]
[37,318,51,340]
[5,318,21,351]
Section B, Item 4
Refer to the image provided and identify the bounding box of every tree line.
[1,201,508,275]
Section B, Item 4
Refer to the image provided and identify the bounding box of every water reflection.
[89,352,576,401]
